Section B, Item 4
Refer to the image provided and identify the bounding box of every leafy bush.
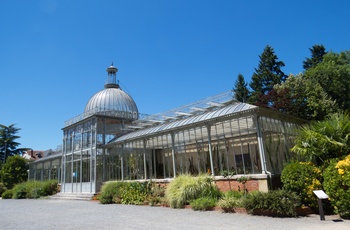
[217,191,245,212]
[25,181,45,199]
[41,180,59,196]
[0,182,7,196]
[281,161,322,208]
[12,183,27,199]
[98,182,126,204]
[9,180,59,199]
[291,113,350,165]
[1,155,28,189]
[98,181,151,205]
[120,182,150,205]
[190,197,217,211]
[149,184,166,206]
[2,189,13,199]
[323,155,350,219]
[243,190,301,217]
[165,174,220,209]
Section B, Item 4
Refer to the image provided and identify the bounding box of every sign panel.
[313,190,329,199]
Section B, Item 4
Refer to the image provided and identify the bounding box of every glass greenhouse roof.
[109,97,259,144]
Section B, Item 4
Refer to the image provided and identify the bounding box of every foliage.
[0,182,6,196]
[12,183,27,199]
[323,155,350,219]
[148,184,166,206]
[0,155,28,189]
[243,190,301,217]
[98,181,127,204]
[273,74,337,120]
[98,181,151,205]
[291,112,350,165]
[220,169,236,178]
[281,161,322,208]
[0,124,21,163]
[303,44,327,70]
[41,180,59,196]
[120,182,150,205]
[248,45,287,105]
[233,74,250,102]
[217,190,245,212]
[10,180,59,199]
[1,189,13,199]
[190,197,217,211]
[305,51,350,112]
[165,174,220,209]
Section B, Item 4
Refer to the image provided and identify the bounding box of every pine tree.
[0,124,21,163]
[248,45,286,105]
[233,74,250,102]
[303,44,327,70]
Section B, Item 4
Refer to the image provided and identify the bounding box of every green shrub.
[98,182,126,204]
[323,155,350,219]
[120,182,150,205]
[217,191,245,212]
[41,180,59,196]
[281,161,322,208]
[12,183,28,199]
[98,181,151,205]
[243,190,301,217]
[10,180,60,199]
[2,189,13,199]
[0,155,28,189]
[25,181,45,199]
[0,182,7,196]
[149,184,166,206]
[190,197,217,211]
[165,174,219,209]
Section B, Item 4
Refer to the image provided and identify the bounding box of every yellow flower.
[338,169,345,175]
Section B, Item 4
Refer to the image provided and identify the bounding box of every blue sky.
[1,0,349,151]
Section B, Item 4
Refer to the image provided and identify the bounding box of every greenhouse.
[29,64,305,194]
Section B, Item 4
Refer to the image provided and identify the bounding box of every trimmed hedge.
[243,190,301,217]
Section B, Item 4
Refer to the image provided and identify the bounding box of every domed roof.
[84,65,139,120]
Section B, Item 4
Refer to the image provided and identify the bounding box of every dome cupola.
[84,64,139,120]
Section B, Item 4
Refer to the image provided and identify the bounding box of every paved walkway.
[0,199,349,230]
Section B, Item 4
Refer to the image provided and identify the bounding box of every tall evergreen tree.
[248,45,287,105]
[233,74,250,102]
[0,124,21,163]
[303,44,327,70]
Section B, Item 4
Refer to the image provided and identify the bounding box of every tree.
[233,74,250,102]
[304,51,350,112]
[303,44,327,70]
[0,155,28,189]
[272,74,337,120]
[248,45,287,105]
[0,124,21,163]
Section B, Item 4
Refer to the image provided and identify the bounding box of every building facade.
[29,65,304,194]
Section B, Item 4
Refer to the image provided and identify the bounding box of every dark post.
[317,198,325,220]
[313,190,329,221]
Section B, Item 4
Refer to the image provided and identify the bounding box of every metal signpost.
[313,190,329,221]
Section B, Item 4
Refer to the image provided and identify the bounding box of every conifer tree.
[303,44,327,70]
[233,74,250,102]
[248,45,286,105]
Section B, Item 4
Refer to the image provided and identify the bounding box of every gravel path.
[0,199,349,230]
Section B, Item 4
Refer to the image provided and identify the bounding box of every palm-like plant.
[0,124,21,163]
[291,113,350,165]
